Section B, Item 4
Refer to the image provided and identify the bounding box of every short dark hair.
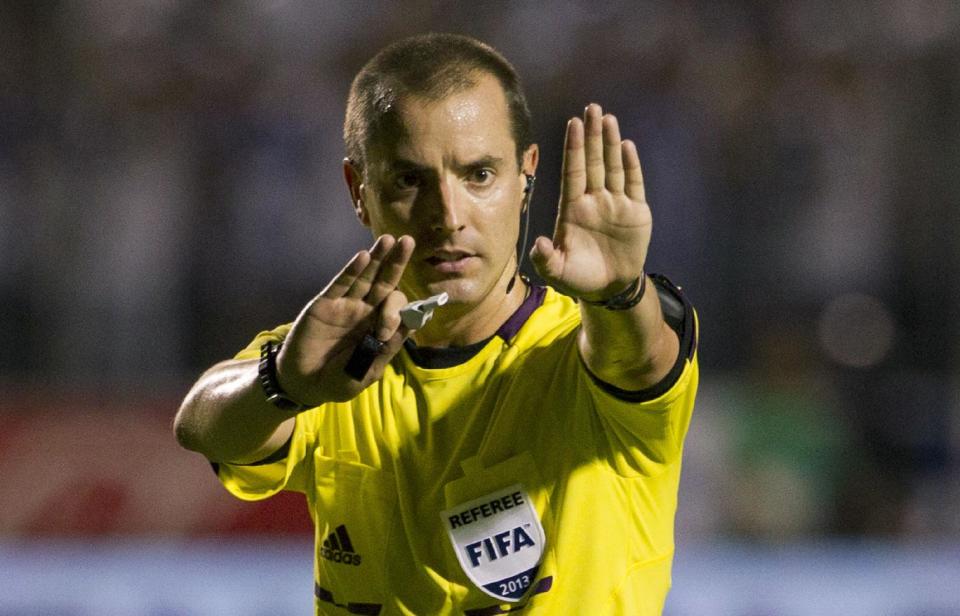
[344,33,532,174]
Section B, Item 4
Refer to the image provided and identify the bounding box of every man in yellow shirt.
[175,33,698,615]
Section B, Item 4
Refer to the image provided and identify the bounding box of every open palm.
[278,234,414,404]
[531,104,651,302]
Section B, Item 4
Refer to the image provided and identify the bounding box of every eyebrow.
[385,155,506,173]
[387,158,431,173]
[459,155,505,171]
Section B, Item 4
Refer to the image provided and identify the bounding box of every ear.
[519,144,540,211]
[522,143,540,179]
[343,158,371,227]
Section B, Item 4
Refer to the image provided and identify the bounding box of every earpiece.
[524,174,536,194]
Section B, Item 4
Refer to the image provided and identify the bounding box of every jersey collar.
[404,284,547,369]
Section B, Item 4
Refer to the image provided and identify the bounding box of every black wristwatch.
[258,341,311,412]
[580,273,647,311]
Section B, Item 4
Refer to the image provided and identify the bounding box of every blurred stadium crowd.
[1,1,958,542]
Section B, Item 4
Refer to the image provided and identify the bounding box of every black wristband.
[258,341,311,412]
[581,274,647,311]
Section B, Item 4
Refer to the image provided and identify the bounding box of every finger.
[375,289,409,341]
[345,235,395,299]
[622,139,646,203]
[321,249,372,299]
[365,235,415,305]
[603,114,624,193]
[584,103,605,193]
[560,117,586,202]
[529,236,565,283]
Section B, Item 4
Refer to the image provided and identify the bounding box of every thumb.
[529,236,564,283]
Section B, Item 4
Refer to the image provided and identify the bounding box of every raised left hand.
[530,104,652,302]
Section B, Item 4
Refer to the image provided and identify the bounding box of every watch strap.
[258,341,311,412]
[580,273,647,311]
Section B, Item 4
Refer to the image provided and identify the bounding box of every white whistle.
[400,292,449,330]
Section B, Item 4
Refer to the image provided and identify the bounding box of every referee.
[175,33,698,616]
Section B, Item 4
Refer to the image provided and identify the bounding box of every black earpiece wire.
[506,174,535,295]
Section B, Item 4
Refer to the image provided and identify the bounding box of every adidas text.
[321,524,362,566]
[320,547,362,566]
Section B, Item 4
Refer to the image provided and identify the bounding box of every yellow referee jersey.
[217,276,698,615]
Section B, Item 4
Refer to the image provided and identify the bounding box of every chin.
[417,277,485,306]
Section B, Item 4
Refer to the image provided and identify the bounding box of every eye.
[467,168,495,186]
[394,172,421,190]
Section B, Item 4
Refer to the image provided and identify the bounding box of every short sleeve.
[232,323,293,361]
[215,414,313,499]
[584,275,700,473]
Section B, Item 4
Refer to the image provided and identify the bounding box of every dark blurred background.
[1,1,958,614]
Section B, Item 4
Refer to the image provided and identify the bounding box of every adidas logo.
[320,524,362,566]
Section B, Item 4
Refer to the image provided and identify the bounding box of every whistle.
[400,292,449,330]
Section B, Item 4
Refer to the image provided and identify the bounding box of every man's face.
[351,73,538,307]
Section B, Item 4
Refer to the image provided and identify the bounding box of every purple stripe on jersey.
[495,285,547,342]
[314,584,382,615]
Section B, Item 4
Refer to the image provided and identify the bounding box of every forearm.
[174,359,297,464]
[577,275,679,392]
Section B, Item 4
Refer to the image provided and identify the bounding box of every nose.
[430,177,466,233]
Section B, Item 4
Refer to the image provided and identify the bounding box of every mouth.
[424,249,476,274]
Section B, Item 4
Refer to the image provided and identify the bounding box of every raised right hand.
[276,234,415,405]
